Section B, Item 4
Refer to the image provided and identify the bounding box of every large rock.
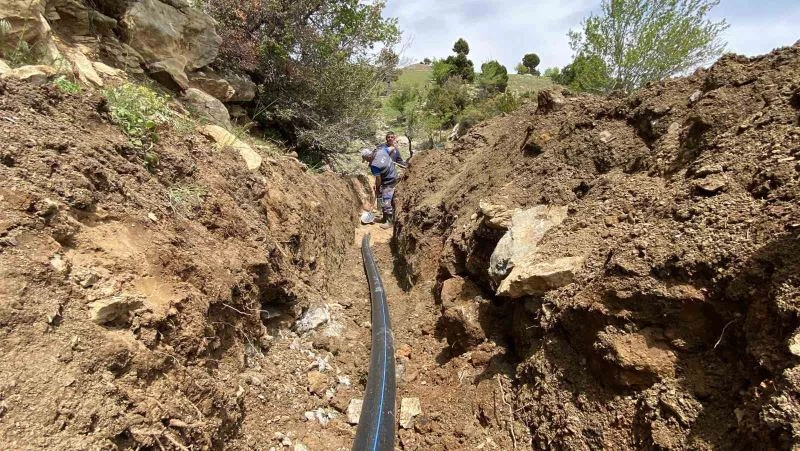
[189,70,235,101]
[496,256,584,298]
[60,44,102,86]
[46,0,117,37]
[0,0,50,51]
[120,0,221,89]
[188,70,258,103]
[227,74,257,102]
[198,124,263,171]
[182,88,231,127]
[148,58,190,90]
[489,205,568,282]
[99,38,145,74]
[1,64,57,85]
[478,200,515,230]
[0,59,10,75]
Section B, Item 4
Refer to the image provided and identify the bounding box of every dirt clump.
[396,46,800,450]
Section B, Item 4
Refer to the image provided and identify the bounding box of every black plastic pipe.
[352,234,396,451]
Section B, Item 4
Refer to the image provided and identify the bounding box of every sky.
[384,0,800,72]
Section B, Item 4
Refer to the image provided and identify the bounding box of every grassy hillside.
[382,64,554,121]
[390,64,554,94]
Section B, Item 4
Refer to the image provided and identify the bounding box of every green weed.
[53,76,81,94]
[168,184,205,213]
[103,83,171,148]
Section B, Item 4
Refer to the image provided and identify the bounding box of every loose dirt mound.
[396,47,800,449]
[0,78,366,449]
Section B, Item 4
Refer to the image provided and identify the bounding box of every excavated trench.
[2,45,800,451]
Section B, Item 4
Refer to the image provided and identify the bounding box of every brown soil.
[2,46,799,451]
[396,46,800,450]
[0,78,517,450]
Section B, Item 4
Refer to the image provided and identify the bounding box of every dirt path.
[230,224,518,450]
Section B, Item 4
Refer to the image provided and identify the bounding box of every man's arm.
[374,175,382,197]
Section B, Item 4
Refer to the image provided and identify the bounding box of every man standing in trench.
[378,131,408,165]
[361,147,399,229]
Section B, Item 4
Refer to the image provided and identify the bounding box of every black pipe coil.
[352,233,396,451]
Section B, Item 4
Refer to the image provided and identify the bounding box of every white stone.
[198,124,262,171]
[496,256,585,298]
[2,65,57,85]
[93,61,125,78]
[399,397,422,429]
[489,205,568,282]
[478,200,515,230]
[88,296,143,324]
[789,332,800,357]
[346,399,363,425]
[295,305,330,334]
[61,45,102,86]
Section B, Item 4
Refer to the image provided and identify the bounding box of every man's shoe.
[379,214,394,229]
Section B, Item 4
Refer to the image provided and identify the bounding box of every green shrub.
[103,83,171,148]
[478,60,509,94]
[53,76,81,94]
[425,77,472,127]
[457,91,522,130]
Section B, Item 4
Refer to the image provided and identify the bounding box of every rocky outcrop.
[120,0,221,89]
[0,0,49,49]
[2,0,259,118]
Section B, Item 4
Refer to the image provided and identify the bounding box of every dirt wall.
[0,78,365,449]
[396,47,800,449]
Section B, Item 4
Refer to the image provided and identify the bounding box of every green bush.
[53,76,81,94]
[425,77,472,128]
[478,60,509,94]
[103,83,171,149]
[457,91,522,130]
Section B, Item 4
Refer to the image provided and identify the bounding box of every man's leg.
[380,185,395,229]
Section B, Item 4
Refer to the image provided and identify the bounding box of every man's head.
[385,132,397,147]
[360,148,375,162]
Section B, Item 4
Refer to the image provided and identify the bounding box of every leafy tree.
[388,85,424,153]
[432,60,456,85]
[453,38,470,55]
[558,54,612,93]
[515,63,529,75]
[569,0,728,92]
[522,53,540,74]
[444,53,475,82]
[478,60,509,94]
[422,57,432,64]
[543,67,561,80]
[425,77,471,127]
[432,40,475,85]
[201,0,400,154]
